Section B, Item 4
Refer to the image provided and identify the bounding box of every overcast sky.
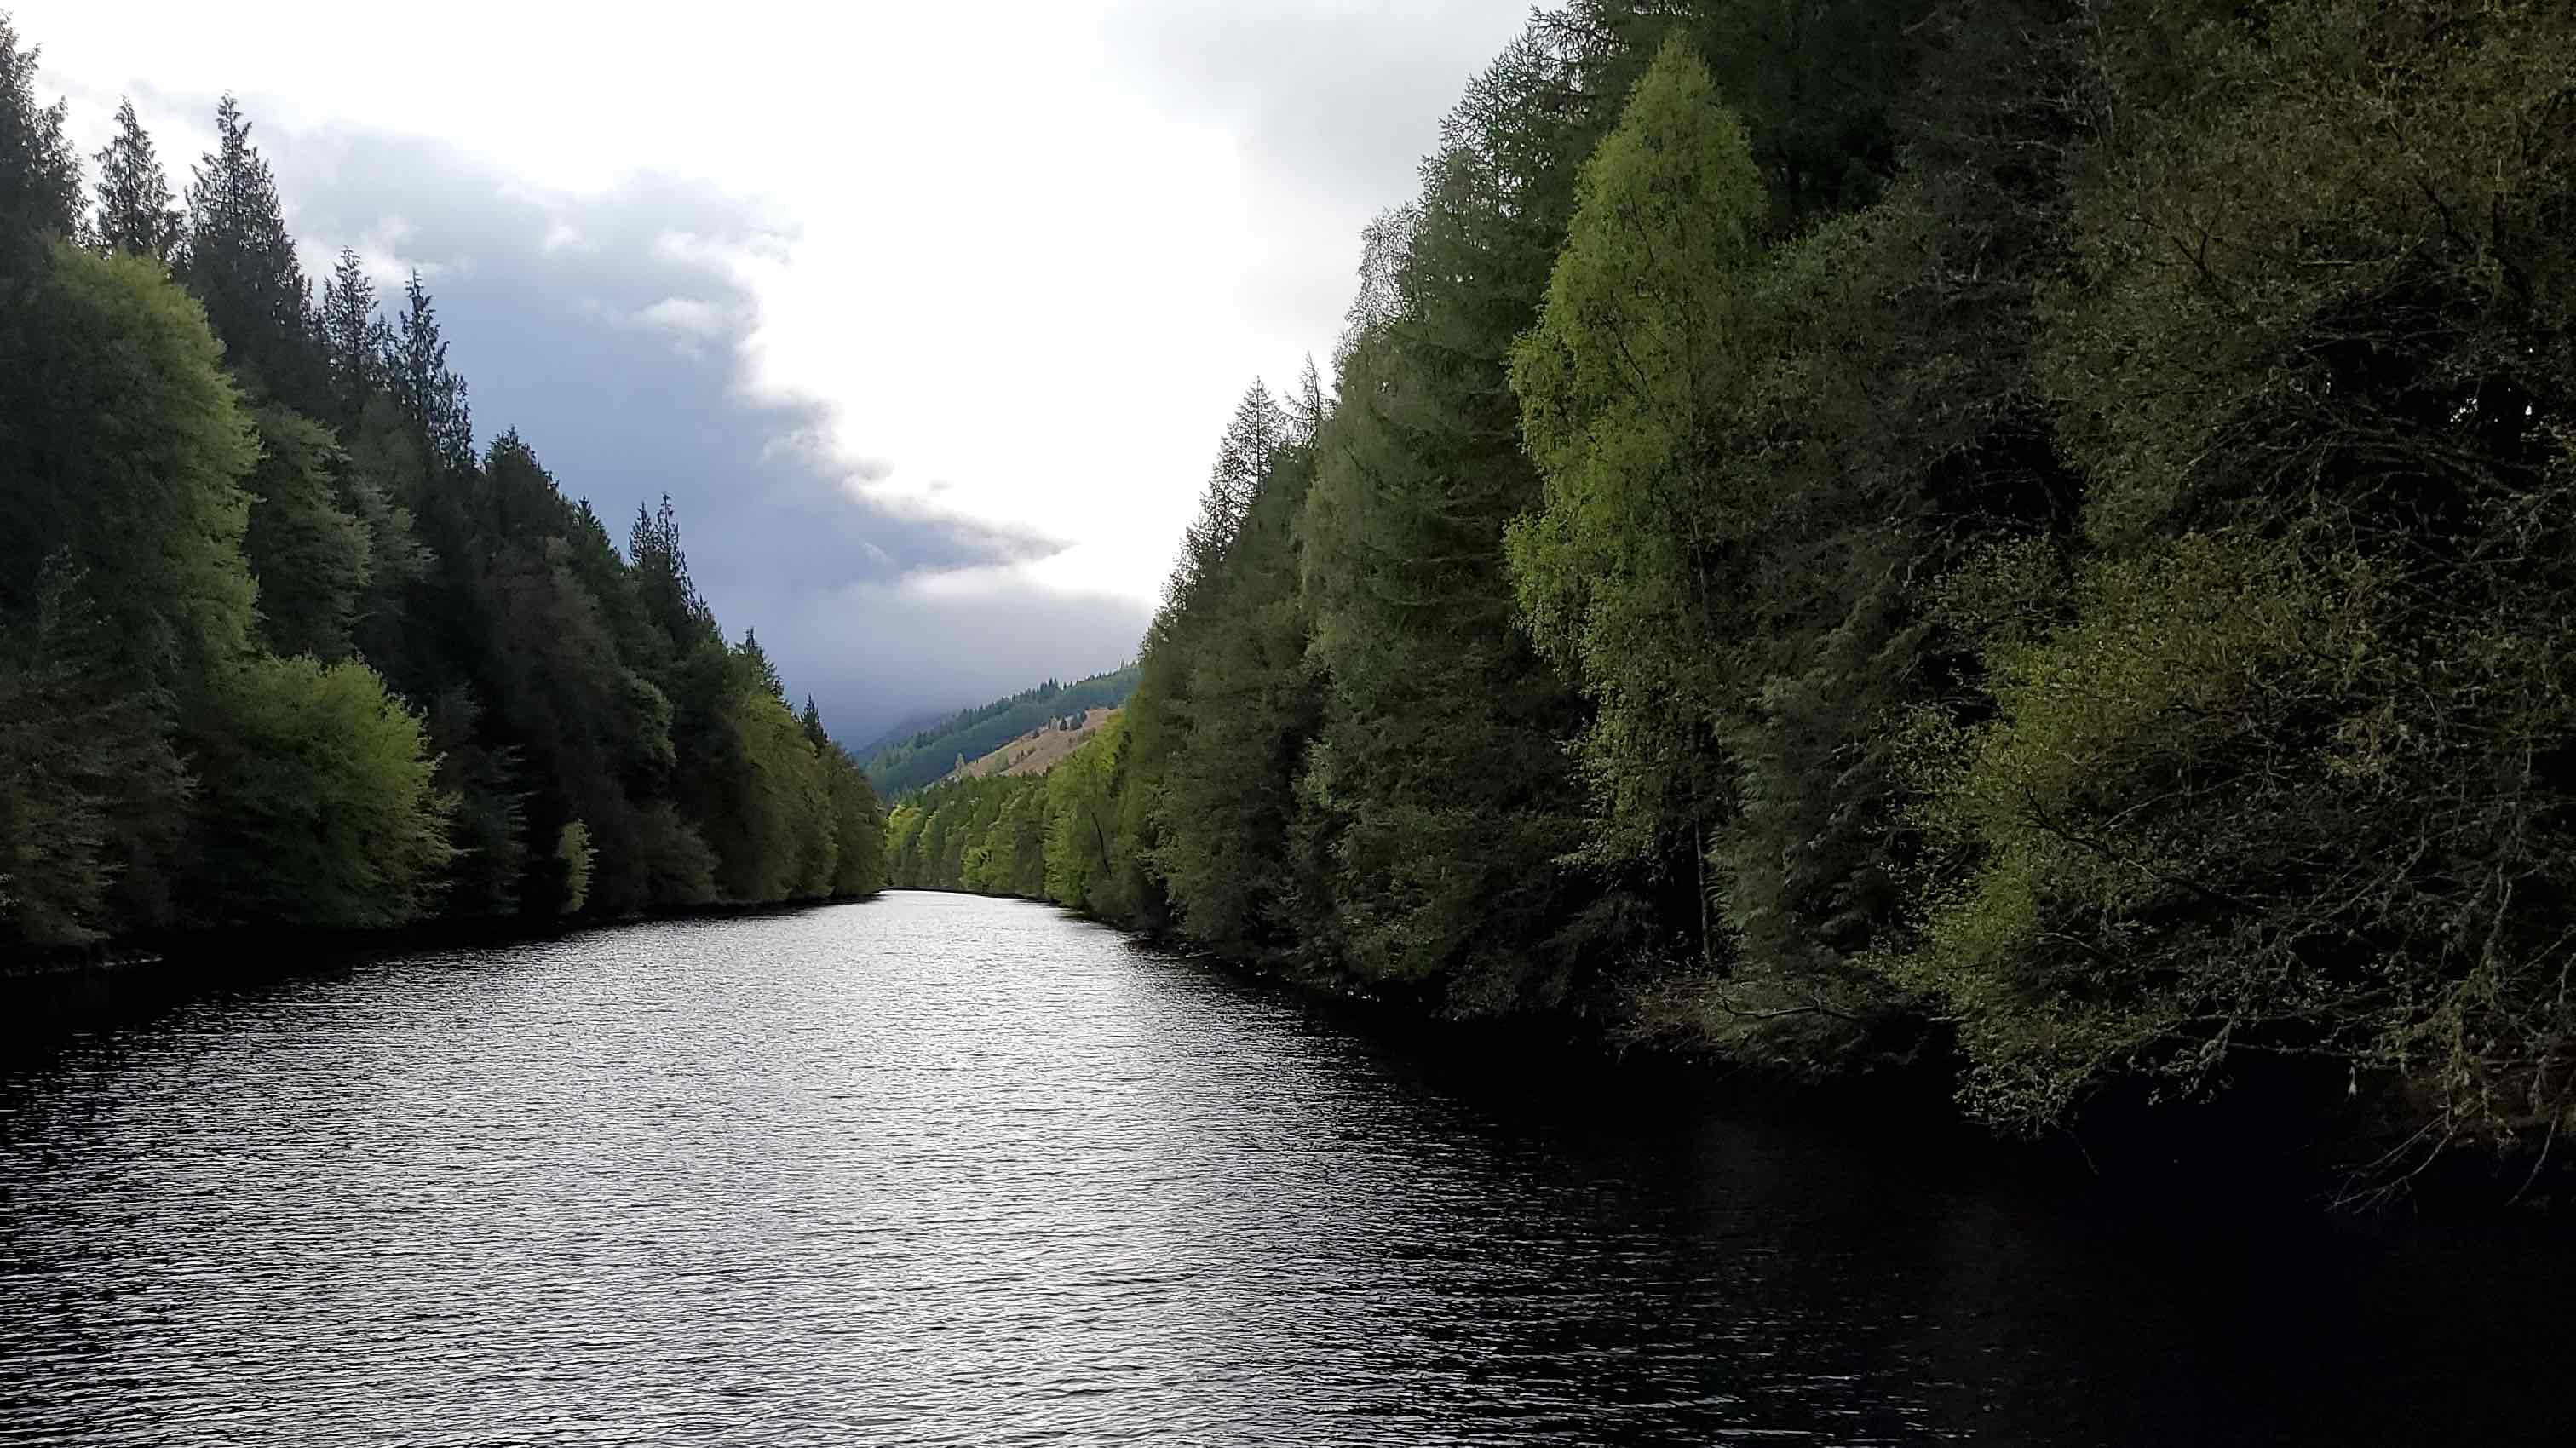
[16,0,1534,740]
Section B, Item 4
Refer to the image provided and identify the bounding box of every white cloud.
[609,295,739,360]
[16,0,1530,616]
[540,218,589,254]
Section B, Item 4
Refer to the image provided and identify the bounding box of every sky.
[15,0,1535,742]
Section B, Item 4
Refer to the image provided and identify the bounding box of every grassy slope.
[954,706,1118,782]
[863,665,1139,798]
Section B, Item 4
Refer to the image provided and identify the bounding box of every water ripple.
[2,893,2569,1445]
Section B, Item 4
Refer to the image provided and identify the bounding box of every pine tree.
[92,98,182,262]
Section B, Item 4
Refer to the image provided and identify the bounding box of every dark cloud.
[753,576,1154,743]
[244,124,1143,739]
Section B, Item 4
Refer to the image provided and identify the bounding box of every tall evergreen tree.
[0,13,79,252]
[319,247,387,425]
[1290,29,1615,1011]
[182,95,325,409]
[91,97,181,262]
[385,269,474,472]
[1164,381,1286,612]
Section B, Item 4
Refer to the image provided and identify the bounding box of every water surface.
[2,893,2565,1444]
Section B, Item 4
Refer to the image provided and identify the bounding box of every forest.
[888,0,2576,1174]
[8,0,2573,1179]
[862,665,1138,798]
[0,15,885,953]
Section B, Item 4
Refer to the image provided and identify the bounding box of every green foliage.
[182,95,326,411]
[879,721,1136,916]
[242,404,371,661]
[635,802,720,908]
[92,97,181,262]
[0,14,79,250]
[708,679,836,902]
[0,243,260,939]
[1042,716,1133,914]
[188,654,453,929]
[826,754,886,899]
[422,687,525,921]
[0,38,886,954]
[13,0,2574,1179]
[1906,0,2576,1142]
[1285,30,1613,1012]
[0,243,258,692]
[0,556,188,947]
[555,821,594,917]
[1138,385,1323,955]
[1509,38,1768,866]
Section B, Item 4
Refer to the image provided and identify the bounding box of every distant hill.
[863,665,1139,798]
[954,706,1119,783]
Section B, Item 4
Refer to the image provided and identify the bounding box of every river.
[1,892,2566,1445]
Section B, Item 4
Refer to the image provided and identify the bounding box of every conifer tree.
[319,247,387,424]
[92,98,181,261]
[183,95,325,408]
[0,14,79,250]
[385,269,474,472]
[1165,380,1285,612]
[630,495,717,649]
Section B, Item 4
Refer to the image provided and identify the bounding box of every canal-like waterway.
[2,892,2566,1445]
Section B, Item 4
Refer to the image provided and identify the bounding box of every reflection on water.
[0,892,2566,1445]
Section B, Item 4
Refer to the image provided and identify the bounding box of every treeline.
[886,721,1128,901]
[911,0,2576,1163]
[863,664,1138,798]
[0,17,884,954]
